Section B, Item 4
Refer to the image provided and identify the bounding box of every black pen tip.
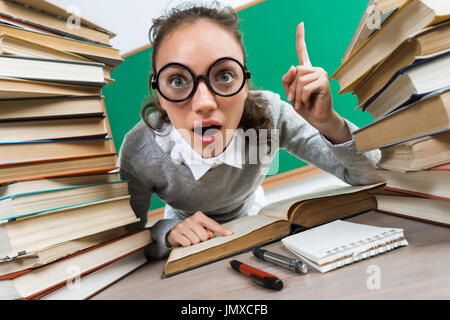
[230,260,242,272]
[252,247,265,259]
[264,277,283,291]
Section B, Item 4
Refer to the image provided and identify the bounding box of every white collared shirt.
[154,124,265,216]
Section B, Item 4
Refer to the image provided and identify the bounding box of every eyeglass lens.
[157,58,245,101]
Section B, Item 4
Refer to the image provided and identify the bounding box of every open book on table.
[162,183,384,277]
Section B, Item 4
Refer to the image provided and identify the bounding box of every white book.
[282,220,408,273]
[40,249,147,300]
[0,54,106,86]
[376,195,450,227]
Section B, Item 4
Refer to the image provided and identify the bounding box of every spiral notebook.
[281,220,408,273]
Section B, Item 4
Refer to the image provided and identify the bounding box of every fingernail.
[295,102,300,110]
[226,230,233,235]
[290,65,296,72]
[287,92,293,102]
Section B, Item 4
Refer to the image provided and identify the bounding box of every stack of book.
[341,0,409,64]
[0,0,151,300]
[332,0,450,227]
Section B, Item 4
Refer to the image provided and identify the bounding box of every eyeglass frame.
[150,56,251,103]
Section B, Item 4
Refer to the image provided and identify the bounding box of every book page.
[167,215,280,262]
[259,183,384,220]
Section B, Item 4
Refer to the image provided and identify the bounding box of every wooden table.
[92,211,450,300]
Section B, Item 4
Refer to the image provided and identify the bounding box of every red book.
[375,163,450,227]
[377,162,450,201]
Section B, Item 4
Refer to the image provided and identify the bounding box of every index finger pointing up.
[296,22,312,68]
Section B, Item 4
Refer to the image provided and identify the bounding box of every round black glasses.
[150,57,251,103]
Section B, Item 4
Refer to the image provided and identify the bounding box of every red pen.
[230,260,283,291]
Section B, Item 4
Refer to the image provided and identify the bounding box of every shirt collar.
[169,125,243,180]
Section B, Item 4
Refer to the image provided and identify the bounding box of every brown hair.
[142,1,273,149]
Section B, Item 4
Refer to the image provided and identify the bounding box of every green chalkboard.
[102,0,371,210]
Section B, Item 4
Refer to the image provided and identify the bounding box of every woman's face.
[155,18,248,157]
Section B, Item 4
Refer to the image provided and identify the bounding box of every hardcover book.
[354,87,450,152]
[0,229,151,300]
[332,0,450,93]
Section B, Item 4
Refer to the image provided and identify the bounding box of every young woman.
[119,3,383,259]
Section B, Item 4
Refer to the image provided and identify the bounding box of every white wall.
[50,0,255,55]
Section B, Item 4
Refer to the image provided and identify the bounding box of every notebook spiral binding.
[327,229,402,271]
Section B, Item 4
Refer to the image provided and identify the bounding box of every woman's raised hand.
[167,211,234,247]
[281,23,351,144]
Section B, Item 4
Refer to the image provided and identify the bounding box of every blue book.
[360,50,450,120]
[0,179,129,223]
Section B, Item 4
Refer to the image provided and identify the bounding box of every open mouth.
[192,122,223,144]
[193,124,222,137]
